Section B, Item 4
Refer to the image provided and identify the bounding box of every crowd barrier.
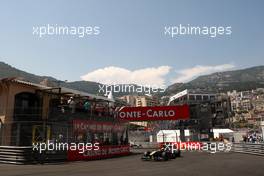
[232,142,264,156]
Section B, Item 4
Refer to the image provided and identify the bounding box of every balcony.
[48,105,118,122]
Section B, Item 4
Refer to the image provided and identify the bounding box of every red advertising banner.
[67,145,130,161]
[73,120,125,133]
[117,105,190,121]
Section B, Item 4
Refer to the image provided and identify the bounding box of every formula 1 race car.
[141,145,181,161]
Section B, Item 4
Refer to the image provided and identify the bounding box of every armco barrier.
[132,142,159,149]
[0,146,34,164]
[0,146,67,164]
[232,142,264,156]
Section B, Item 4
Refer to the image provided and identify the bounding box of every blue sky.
[0,0,263,87]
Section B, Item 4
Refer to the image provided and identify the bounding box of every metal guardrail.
[131,142,159,149]
[0,146,67,164]
[232,142,264,156]
[0,146,34,164]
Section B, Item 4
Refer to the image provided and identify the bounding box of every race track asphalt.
[0,151,263,176]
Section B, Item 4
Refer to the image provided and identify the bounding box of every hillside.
[1,62,264,96]
[0,61,101,94]
[165,66,264,95]
[0,62,147,96]
[0,62,57,83]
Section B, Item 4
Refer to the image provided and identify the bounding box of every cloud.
[81,66,171,87]
[171,64,235,83]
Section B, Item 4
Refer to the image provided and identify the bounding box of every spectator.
[83,100,91,113]
[68,97,76,113]
[243,135,247,142]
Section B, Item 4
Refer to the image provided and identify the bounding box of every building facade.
[0,78,128,149]
[168,89,232,140]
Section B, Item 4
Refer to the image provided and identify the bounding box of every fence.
[232,142,264,156]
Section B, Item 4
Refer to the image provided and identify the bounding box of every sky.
[0,0,263,87]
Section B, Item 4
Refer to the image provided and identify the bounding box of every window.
[203,96,209,100]
[210,96,216,100]
[189,95,195,100]
[196,95,202,100]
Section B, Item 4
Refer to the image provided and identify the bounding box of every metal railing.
[232,142,264,156]
[0,146,67,164]
[0,146,34,164]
